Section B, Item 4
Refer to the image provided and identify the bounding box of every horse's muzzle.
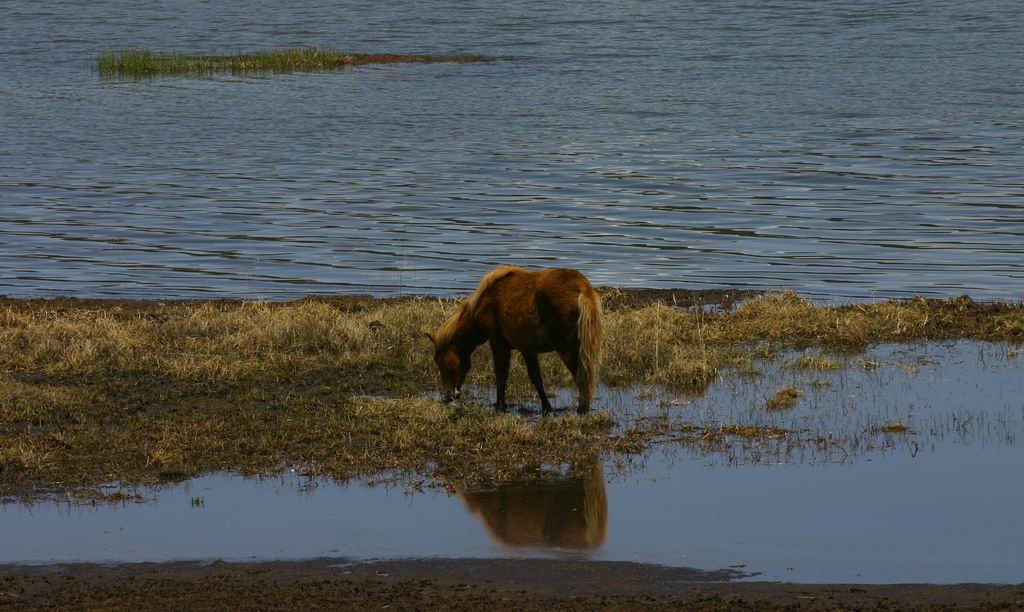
[444,388,461,402]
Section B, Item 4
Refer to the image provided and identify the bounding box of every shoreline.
[1,558,1021,610]
[0,287,762,310]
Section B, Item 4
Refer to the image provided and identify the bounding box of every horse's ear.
[424,331,437,345]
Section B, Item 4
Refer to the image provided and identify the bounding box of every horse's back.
[475,267,593,353]
[535,268,599,352]
[534,268,596,310]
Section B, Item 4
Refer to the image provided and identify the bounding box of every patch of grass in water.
[97,48,494,77]
[707,424,788,439]
[612,419,788,453]
[875,422,912,434]
[765,385,803,411]
[783,353,843,371]
[67,489,146,506]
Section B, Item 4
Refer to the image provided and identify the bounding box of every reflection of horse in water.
[459,462,607,550]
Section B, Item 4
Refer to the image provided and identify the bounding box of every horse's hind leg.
[490,341,511,412]
[557,349,588,414]
[522,352,553,413]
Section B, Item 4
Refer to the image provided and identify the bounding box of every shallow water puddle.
[1,342,1021,583]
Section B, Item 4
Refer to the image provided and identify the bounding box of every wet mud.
[1,558,1021,611]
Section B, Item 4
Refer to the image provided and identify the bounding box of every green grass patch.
[97,48,493,77]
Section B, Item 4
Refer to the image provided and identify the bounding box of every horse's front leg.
[490,340,511,412]
[522,352,553,413]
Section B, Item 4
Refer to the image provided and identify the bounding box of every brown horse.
[425,266,603,413]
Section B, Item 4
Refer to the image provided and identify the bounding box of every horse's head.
[425,331,470,402]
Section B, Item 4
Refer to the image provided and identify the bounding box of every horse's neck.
[451,311,486,350]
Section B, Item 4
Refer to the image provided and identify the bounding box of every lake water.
[3,342,1022,583]
[1,1,1023,300]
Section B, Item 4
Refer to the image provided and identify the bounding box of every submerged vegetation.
[875,422,912,434]
[0,290,1021,498]
[765,385,803,411]
[97,48,493,77]
[783,353,842,371]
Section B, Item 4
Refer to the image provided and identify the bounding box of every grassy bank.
[97,48,493,77]
[1,290,1021,498]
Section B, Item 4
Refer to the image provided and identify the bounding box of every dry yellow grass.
[1,290,1021,497]
[875,422,912,434]
[3,291,1021,392]
[765,385,803,411]
[783,353,843,371]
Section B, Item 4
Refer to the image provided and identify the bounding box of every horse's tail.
[576,288,604,411]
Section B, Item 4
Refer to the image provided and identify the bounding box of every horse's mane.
[434,266,522,346]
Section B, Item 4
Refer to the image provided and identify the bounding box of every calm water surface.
[1,1,1023,299]
[3,342,1022,583]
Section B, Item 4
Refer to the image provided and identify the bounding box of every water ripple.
[1,0,1022,299]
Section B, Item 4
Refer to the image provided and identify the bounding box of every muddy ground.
[1,558,1021,611]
